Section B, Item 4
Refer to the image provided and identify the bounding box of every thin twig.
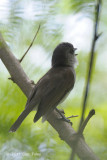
[70,0,102,160]
[19,24,41,63]
[67,115,78,119]
[78,0,102,131]
[79,109,95,134]
[8,77,15,83]
[8,25,41,81]
[70,110,95,160]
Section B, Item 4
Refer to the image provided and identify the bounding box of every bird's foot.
[67,115,78,119]
[59,116,72,124]
[55,108,72,124]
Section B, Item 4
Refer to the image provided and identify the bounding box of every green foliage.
[0,0,107,160]
[59,0,95,15]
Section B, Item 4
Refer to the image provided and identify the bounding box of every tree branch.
[19,24,41,63]
[79,109,95,134]
[70,1,102,159]
[79,0,102,130]
[0,33,99,160]
[0,33,34,97]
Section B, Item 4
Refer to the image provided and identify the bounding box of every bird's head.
[52,42,78,68]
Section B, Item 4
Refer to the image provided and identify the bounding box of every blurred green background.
[0,0,107,160]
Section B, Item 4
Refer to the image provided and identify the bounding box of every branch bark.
[0,33,99,160]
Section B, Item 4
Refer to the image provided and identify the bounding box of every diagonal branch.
[19,24,41,63]
[0,33,99,160]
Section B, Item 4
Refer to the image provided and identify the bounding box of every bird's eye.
[69,49,74,54]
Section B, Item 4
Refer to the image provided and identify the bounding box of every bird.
[9,42,78,132]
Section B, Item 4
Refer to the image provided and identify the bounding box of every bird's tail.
[9,107,32,132]
[33,110,42,123]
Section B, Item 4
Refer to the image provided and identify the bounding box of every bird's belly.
[59,91,71,104]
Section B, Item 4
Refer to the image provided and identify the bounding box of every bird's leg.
[55,108,71,123]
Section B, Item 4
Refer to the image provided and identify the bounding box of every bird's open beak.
[74,48,77,51]
[74,48,78,56]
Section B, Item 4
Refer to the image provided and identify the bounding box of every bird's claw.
[55,108,73,124]
[59,116,70,123]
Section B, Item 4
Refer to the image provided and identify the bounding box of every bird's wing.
[25,85,37,108]
[34,67,75,122]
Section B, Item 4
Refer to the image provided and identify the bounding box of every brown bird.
[9,42,78,132]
